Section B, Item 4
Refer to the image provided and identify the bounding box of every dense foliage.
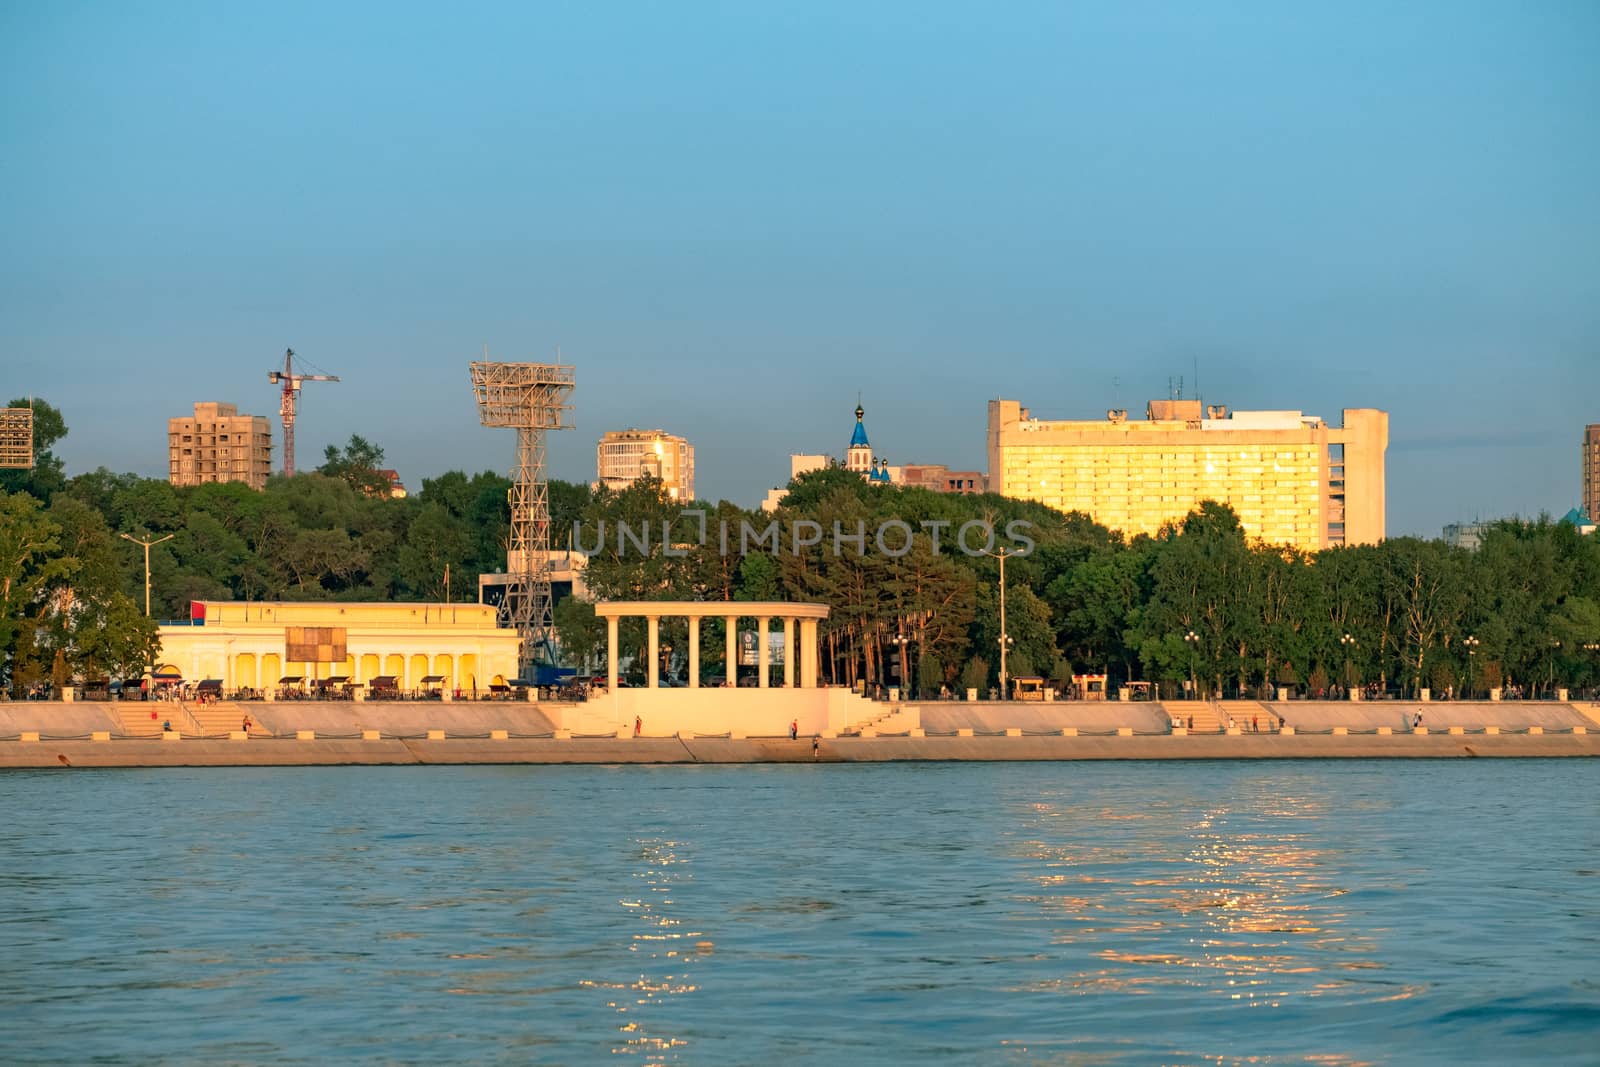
[566,470,1600,699]
[3,400,1598,697]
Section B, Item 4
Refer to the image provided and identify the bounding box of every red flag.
[190,601,206,622]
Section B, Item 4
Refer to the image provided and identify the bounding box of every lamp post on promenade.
[1184,630,1200,700]
[1463,635,1480,697]
[119,532,175,618]
[1548,639,1561,697]
[888,630,910,699]
[978,547,1019,699]
[1340,632,1357,693]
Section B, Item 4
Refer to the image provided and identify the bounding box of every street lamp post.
[888,631,910,699]
[1463,635,1480,698]
[1340,632,1357,694]
[979,547,1019,699]
[119,532,175,617]
[1184,630,1200,700]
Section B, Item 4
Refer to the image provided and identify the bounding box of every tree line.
[4,397,1598,697]
[560,467,1600,699]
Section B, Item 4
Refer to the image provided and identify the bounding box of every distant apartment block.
[0,407,33,468]
[597,429,695,501]
[900,464,987,494]
[168,402,272,490]
[1583,424,1600,525]
[987,398,1388,551]
[1442,521,1491,551]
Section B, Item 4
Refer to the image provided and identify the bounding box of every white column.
[725,615,738,687]
[758,616,770,688]
[688,617,700,689]
[607,616,619,690]
[647,615,660,689]
[783,618,795,687]
[801,619,819,688]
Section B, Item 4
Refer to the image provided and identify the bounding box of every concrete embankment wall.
[0,701,562,738]
[919,702,1172,734]
[1,731,1596,768]
[245,701,562,737]
[914,699,1599,734]
[0,704,120,737]
[3,698,1597,767]
[1262,701,1598,732]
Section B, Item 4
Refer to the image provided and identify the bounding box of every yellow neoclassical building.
[988,398,1388,551]
[156,601,521,691]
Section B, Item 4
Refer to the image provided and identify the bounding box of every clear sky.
[3,1,1596,536]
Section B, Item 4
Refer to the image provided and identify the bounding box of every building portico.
[586,601,861,738]
[594,601,827,690]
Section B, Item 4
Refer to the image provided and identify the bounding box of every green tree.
[0,398,68,499]
[318,434,392,497]
[0,491,73,687]
[552,595,607,671]
[397,504,473,600]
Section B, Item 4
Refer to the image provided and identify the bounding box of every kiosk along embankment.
[1,696,1596,767]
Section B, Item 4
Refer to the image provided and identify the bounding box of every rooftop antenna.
[1193,356,1201,411]
[1113,375,1120,410]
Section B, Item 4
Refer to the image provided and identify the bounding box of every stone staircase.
[187,700,250,737]
[1216,700,1275,733]
[846,691,897,734]
[860,705,919,735]
[113,702,198,737]
[1172,702,1223,734]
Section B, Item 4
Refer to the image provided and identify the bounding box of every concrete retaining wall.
[918,702,1170,734]
[247,701,561,737]
[0,704,121,737]
[1261,701,1596,732]
[2,731,1596,768]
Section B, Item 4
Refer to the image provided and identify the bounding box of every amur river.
[1,760,1595,1065]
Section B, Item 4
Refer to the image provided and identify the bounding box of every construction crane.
[267,348,339,477]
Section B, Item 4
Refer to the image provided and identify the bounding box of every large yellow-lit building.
[597,428,695,501]
[156,601,521,692]
[168,402,273,490]
[987,398,1388,550]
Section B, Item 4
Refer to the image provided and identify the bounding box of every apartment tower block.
[987,398,1388,551]
[168,402,273,490]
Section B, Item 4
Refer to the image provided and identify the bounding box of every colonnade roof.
[593,601,829,620]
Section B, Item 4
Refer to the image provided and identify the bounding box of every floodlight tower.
[470,359,576,678]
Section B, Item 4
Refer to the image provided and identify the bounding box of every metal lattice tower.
[470,360,575,677]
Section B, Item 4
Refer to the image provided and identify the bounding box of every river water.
[0,760,1595,1065]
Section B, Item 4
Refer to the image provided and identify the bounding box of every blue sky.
[3,1,1596,536]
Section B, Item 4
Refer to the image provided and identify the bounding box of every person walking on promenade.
[790,718,798,740]
[1414,710,1423,730]
[812,735,820,759]
[241,714,252,734]
[1252,714,1259,733]
[634,715,642,738]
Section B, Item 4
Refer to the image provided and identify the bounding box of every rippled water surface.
[1,760,1596,1064]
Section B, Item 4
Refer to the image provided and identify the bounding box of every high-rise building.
[168,402,273,490]
[597,429,696,501]
[1583,424,1600,524]
[987,398,1388,551]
